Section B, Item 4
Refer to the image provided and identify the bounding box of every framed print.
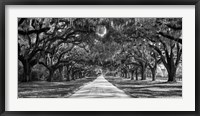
[0,0,200,115]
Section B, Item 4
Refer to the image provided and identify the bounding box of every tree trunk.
[121,72,124,78]
[27,65,31,82]
[58,67,63,81]
[22,62,27,82]
[124,71,127,78]
[72,74,75,80]
[22,60,31,82]
[129,72,131,79]
[150,68,156,81]
[131,71,134,80]
[69,69,72,81]
[135,69,138,80]
[164,55,177,82]
[71,70,75,80]
[141,67,146,80]
[126,72,129,78]
[81,72,84,78]
[47,69,54,82]
[127,72,130,78]
[74,72,77,80]
[66,68,70,81]
[152,70,156,81]
[167,66,176,82]
[66,72,70,81]
[79,72,82,78]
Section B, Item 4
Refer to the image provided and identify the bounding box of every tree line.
[18,18,182,82]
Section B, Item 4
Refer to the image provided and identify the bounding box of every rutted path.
[70,75,130,98]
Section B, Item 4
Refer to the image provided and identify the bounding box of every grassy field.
[105,76,182,98]
[18,77,96,98]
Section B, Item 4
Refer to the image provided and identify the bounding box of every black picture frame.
[0,0,199,116]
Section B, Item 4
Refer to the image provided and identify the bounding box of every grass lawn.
[18,77,96,98]
[105,76,182,98]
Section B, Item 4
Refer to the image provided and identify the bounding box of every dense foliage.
[18,18,182,82]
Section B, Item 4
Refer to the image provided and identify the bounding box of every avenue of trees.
[18,18,182,82]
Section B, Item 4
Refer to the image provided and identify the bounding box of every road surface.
[70,75,130,98]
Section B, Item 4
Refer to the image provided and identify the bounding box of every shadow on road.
[105,76,182,98]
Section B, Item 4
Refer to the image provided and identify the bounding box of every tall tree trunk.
[129,72,131,79]
[79,72,82,78]
[135,69,138,80]
[80,72,83,78]
[167,65,177,82]
[47,69,54,82]
[58,67,63,81]
[68,69,72,81]
[141,66,146,80]
[71,70,75,80]
[27,65,31,82]
[131,70,134,80]
[74,72,77,80]
[72,73,75,80]
[65,68,70,81]
[127,72,130,78]
[150,68,156,81]
[165,52,177,82]
[126,72,129,78]
[66,71,70,81]
[124,71,127,78]
[22,60,31,82]
[151,69,156,81]
[22,62,27,82]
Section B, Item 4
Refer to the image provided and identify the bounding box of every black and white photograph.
[18,18,182,98]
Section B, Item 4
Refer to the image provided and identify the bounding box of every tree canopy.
[18,18,182,82]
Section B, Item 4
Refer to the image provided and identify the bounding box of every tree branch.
[18,27,50,35]
[158,31,182,44]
